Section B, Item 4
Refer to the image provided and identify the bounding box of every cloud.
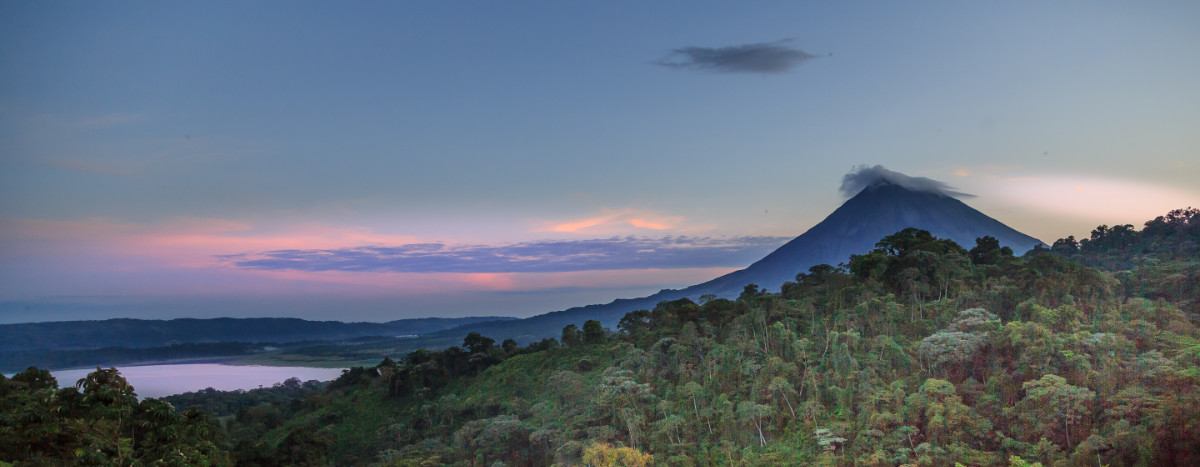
[627,218,671,230]
[540,208,685,234]
[655,39,819,74]
[0,217,422,270]
[839,165,974,198]
[549,216,612,233]
[229,236,790,274]
[972,174,1200,223]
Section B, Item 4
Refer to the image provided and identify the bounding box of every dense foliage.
[0,367,229,465]
[163,377,327,419]
[4,208,1197,466]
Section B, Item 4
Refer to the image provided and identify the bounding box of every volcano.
[433,167,1045,339]
[679,175,1045,298]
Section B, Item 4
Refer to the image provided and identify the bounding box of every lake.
[49,364,346,399]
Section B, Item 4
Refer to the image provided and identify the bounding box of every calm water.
[50,364,345,399]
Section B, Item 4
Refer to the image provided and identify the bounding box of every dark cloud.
[228,236,790,274]
[839,165,974,198]
[655,39,819,74]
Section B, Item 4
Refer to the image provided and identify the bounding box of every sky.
[2,1,1198,324]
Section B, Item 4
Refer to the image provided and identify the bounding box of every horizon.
[3,2,1198,324]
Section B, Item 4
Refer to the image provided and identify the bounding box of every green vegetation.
[163,377,328,419]
[0,367,228,465]
[3,208,1197,465]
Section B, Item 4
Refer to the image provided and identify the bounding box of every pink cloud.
[628,218,672,230]
[540,208,686,234]
[0,217,421,270]
[549,215,614,233]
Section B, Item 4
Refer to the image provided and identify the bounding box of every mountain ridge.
[0,316,516,353]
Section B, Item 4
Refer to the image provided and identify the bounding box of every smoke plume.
[839,165,973,198]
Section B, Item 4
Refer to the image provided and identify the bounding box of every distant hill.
[426,178,1044,342]
[0,316,515,353]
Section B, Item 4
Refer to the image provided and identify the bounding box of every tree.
[595,368,654,448]
[737,401,773,447]
[874,228,965,257]
[814,427,847,456]
[918,331,986,381]
[562,324,583,347]
[1008,455,1044,467]
[618,309,652,344]
[1011,374,1095,449]
[970,236,1012,265]
[75,367,140,464]
[903,378,974,449]
[584,320,606,345]
[739,284,764,300]
[11,367,57,391]
[581,442,654,467]
[1050,236,1079,256]
[463,332,495,355]
[474,415,529,461]
[767,377,798,419]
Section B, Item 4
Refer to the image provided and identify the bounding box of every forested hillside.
[3,208,1197,466]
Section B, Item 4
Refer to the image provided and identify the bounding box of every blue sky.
[2,1,1198,323]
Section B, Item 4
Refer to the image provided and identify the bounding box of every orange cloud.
[946,165,1026,181]
[541,208,686,234]
[550,215,615,233]
[628,218,671,230]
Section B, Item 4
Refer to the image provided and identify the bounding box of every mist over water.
[49,364,345,399]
